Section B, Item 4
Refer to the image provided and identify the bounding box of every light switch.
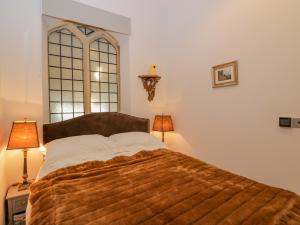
[279,117,292,127]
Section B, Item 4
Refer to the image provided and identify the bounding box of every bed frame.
[43,113,150,144]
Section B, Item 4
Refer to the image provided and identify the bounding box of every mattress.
[28,149,300,225]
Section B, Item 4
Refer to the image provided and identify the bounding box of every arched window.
[48,23,119,123]
[90,38,118,113]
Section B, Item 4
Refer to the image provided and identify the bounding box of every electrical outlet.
[292,118,300,128]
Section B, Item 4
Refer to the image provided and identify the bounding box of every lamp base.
[18,180,31,191]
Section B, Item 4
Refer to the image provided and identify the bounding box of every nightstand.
[6,185,29,225]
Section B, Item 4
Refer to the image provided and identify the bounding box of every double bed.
[27,113,300,225]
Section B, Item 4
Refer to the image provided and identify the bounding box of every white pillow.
[45,134,115,159]
[109,132,166,155]
[45,134,116,166]
[109,132,163,146]
[40,135,119,178]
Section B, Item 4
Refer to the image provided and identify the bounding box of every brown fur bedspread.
[29,149,300,225]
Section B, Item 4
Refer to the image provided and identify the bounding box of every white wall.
[0,77,6,225]
[77,0,300,194]
[0,1,44,224]
[158,0,300,193]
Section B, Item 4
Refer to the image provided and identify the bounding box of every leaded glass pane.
[101,103,109,112]
[74,103,84,113]
[62,91,72,101]
[109,84,118,93]
[91,72,100,82]
[109,54,117,64]
[91,93,100,102]
[77,25,95,36]
[90,51,99,61]
[73,70,83,80]
[91,103,100,113]
[100,63,108,72]
[49,32,59,44]
[110,103,118,112]
[73,59,83,70]
[109,45,116,54]
[49,55,60,67]
[100,73,108,82]
[62,69,72,79]
[49,43,60,55]
[100,43,108,52]
[49,67,60,78]
[51,114,62,123]
[72,37,82,48]
[63,113,73,121]
[100,83,108,92]
[73,81,83,91]
[49,79,61,90]
[100,53,108,63]
[50,103,62,113]
[101,93,109,102]
[61,46,72,57]
[62,103,73,113]
[74,92,84,102]
[109,64,117,73]
[110,93,118,103]
[62,80,72,91]
[61,34,71,46]
[62,57,72,68]
[109,74,117,83]
[73,48,82,59]
[50,91,61,102]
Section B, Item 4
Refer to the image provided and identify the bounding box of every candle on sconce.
[149,64,157,76]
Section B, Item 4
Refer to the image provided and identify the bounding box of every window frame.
[47,22,120,123]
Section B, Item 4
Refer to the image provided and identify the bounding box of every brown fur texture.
[29,149,300,225]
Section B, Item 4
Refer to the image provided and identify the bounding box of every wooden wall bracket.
[138,75,161,102]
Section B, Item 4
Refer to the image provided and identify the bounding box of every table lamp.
[153,115,174,142]
[7,120,39,191]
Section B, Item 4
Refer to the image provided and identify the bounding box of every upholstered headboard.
[43,113,150,144]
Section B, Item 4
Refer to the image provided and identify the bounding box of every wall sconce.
[138,75,161,102]
[138,65,161,102]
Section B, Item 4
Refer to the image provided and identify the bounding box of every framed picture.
[212,61,238,88]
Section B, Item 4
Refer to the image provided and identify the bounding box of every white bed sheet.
[26,135,165,224]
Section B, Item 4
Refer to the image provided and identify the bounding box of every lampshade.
[153,115,174,132]
[7,121,39,150]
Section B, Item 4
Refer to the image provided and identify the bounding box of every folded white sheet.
[39,132,165,179]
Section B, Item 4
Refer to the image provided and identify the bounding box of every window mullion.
[83,41,91,114]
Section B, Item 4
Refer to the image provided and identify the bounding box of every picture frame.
[212,61,238,88]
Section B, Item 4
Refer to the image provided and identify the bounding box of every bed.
[27,113,300,225]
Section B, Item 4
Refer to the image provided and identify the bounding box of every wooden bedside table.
[6,185,29,225]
